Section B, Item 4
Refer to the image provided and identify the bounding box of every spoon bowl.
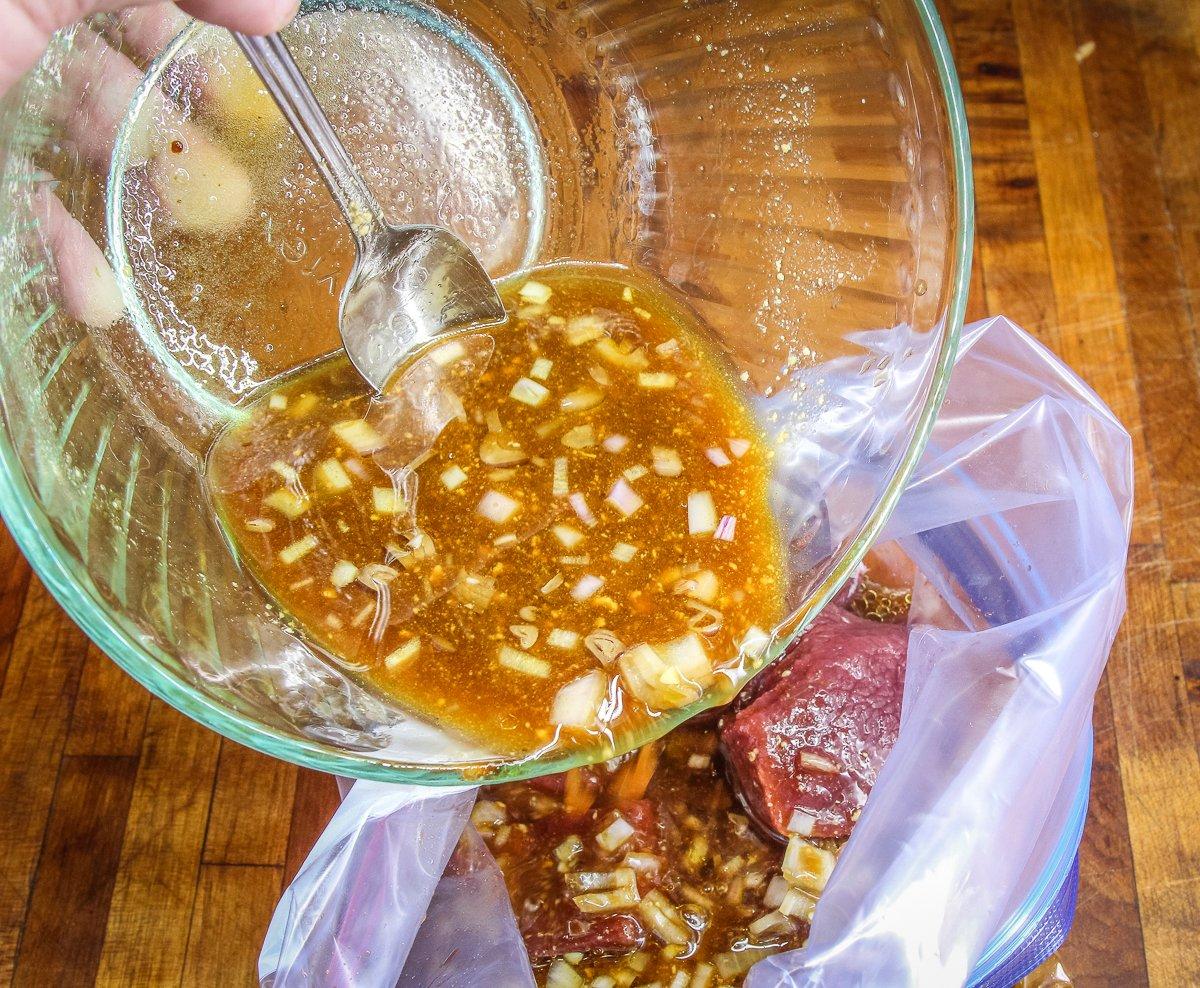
[232,31,505,393]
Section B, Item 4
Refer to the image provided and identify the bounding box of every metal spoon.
[231,31,506,393]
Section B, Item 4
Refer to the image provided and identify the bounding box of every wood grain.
[2,0,1200,984]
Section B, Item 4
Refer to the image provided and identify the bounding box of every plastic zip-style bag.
[259,316,1132,987]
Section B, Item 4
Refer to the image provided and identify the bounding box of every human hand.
[0,0,297,96]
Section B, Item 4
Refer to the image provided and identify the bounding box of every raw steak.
[721,607,907,839]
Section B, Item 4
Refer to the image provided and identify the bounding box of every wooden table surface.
[3,0,1200,984]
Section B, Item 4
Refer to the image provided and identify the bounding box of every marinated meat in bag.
[722,607,908,839]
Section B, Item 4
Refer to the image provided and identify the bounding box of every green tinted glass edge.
[0,0,973,786]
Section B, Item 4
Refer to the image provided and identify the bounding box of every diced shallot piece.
[440,464,467,490]
[278,534,319,565]
[478,490,519,524]
[687,490,718,535]
[315,458,353,493]
[518,279,553,304]
[331,418,384,455]
[498,645,551,678]
[330,560,359,590]
[510,377,549,407]
[606,477,643,518]
[383,637,420,670]
[569,492,596,527]
[602,433,628,453]
[571,574,604,601]
[706,446,732,468]
[728,437,752,458]
[611,542,638,563]
[551,670,608,728]
[714,514,737,541]
[652,447,683,477]
[553,524,585,548]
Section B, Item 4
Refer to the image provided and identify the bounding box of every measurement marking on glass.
[110,441,143,606]
[16,302,57,351]
[54,380,93,458]
[0,261,45,302]
[157,472,175,642]
[78,419,115,561]
[38,338,78,395]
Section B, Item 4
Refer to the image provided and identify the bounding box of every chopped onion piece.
[518,279,553,304]
[638,890,690,945]
[585,630,623,666]
[383,637,420,670]
[330,560,358,590]
[498,645,551,678]
[618,644,700,709]
[561,387,604,413]
[552,456,569,497]
[244,517,275,533]
[622,464,648,482]
[594,337,649,370]
[782,835,836,894]
[714,514,737,541]
[786,808,817,837]
[748,910,794,937]
[676,570,719,604]
[493,533,517,547]
[561,424,595,449]
[661,633,715,687]
[611,542,638,563]
[685,599,724,634]
[342,457,371,481]
[547,628,580,649]
[331,418,384,455]
[270,460,299,484]
[530,357,553,381]
[372,487,406,515]
[565,313,606,345]
[541,573,564,595]
[453,571,496,610]
[471,799,507,829]
[263,488,309,519]
[622,286,634,302]
[430,340,465,366]
[595,814,636,851]
[510,624,539,649]
[573,883,641,914]
[479,433,526,465]
[687,490,718,535]
[314,458,352,493]
[764,874,791,909]
[510,376,549,407]
[799,751,842,774]
[690,962,716,988]
[357,563,399,589]
[588,364,611,386]
[780,888,818,921]
[571,574,604,600]
[484,409,503,433]
[652,447,683,477]
[688,753,711,770]
[553,524,585,548]
[569,492,596,527]
[268,393,288,411]
[560,555,589,566]
[715,946,781,980]
[705,446,732,468]
[555,835,584,867]
[638,371,676,389]
[440,464,467,490]
[728,437,752,458]
[278,534,318,565]
[602,433,628,453]
[624,852,662,874]
[478,490,519,523]
[551,670,608,728]
[655,337,680,357]
[606,477,644,517]
[545,959,584,988]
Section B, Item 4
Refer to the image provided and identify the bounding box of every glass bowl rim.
[0,0,974,786]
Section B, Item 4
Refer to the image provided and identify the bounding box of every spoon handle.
[231,31,386,237]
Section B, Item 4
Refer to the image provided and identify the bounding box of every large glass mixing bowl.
[0,0,971,783]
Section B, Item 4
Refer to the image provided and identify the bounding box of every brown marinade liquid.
[207,264,784,755]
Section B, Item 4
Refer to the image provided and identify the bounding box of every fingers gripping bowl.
[0,0,971,781]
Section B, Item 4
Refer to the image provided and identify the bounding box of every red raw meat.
[721,607,907,839]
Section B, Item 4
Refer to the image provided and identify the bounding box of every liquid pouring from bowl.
[231,31,507,393]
